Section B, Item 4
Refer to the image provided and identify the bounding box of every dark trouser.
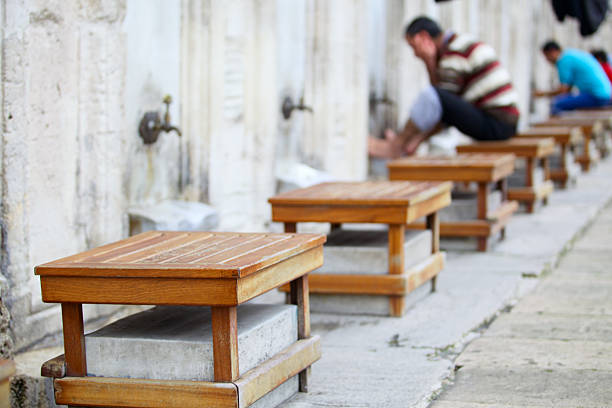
[434,87,516,141]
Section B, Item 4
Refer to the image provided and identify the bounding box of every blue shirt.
[557,49,611,100]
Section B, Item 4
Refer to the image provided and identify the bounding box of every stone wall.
[1,0,128,356]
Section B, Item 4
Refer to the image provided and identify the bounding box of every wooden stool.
[515,126,582,188]
[534,117,604,171]
[456,138,555,213]
[560,111,612,157]
[268,181,451,317]
[36,231,324,408]
[387,154,519,252]
[0,360,14,408]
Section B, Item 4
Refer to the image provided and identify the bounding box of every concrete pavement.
[430,199,612,407]
[282,156,612,408]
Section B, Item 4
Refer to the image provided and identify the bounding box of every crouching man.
[369,16,519,158]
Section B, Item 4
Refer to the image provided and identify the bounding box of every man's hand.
[368,129,404,159]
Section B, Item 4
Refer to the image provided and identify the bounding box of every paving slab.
[432,367,612,408]
[512,280,612,315]
[455,337,612,370]
[483,312,612,341]
[284,346,452,408]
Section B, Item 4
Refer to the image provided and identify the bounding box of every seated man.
[534,41,611,114]
[369,16,519,159]
[591,49,612,85]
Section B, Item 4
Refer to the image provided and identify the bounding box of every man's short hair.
[591,49,608,63]
[542,40,561,53]
[405,16,442,38]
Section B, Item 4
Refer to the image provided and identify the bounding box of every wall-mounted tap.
[369,93,395,110]
[281,96,313,120]
[138,95,182,144]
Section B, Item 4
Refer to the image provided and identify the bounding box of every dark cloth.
[434,87,515,141]
[552,0,608,37]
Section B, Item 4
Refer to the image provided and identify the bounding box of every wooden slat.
[405,252,445,293]
[268,181,451,206]
[41,276,238,306]
[271,203,409,224]
[456,138,555,158]
[223,235,326,278]
[508,181,554,203]
[53,377,238,408]
[41,354,66,378]
[237,247,323,304]
[236,337,321,408]
[407,190,452,222]
[288,273,407,295]
[388,154,516,182]
[281,252,444,296]
[36,232,325,279]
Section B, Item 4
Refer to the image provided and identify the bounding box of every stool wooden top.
[35,231,325,306]
[515,126,583,145]
[456,137,555,158]
[0,359,14,381]
[533,117,603,135]
[387,153,515,183]
[269,181,451,224]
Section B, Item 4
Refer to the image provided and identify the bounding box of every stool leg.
[388,224,405,316]
[496,179,508,241]
[61,303,87,377]
[560,143,568,189]
[425,212,440,292]
[541,157,550,206]
[525,158,535,213]
[284,222,297,233]
[477,182,489,251]
[290,276,311,392]
[211,306,239,382]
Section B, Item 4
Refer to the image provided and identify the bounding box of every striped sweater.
[438,32,520,125]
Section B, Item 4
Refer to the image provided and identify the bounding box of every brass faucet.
[138,95,182,144]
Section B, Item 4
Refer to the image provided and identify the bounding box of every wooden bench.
[514,126,582,188]
[37,231,324,408]
[534,117,604,171]
[456,138,555,213]
[387,154,519,251]
[560,111,612,157]
[268,181,451,317]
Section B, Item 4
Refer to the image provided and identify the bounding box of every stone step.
[86,304,297,381]
[438,189,502,222]
[319,228,431,274]
[311,228,433,315]
[86,304,299,407]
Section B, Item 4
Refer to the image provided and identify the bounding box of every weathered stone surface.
[319,229,431,274]
[484,313,612,342]
[456,337,612,370]
[128,200,220,235]
[12,346,64,408]
[433,367,612,407]
[512,280,612,315]
[86,304,297,380]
